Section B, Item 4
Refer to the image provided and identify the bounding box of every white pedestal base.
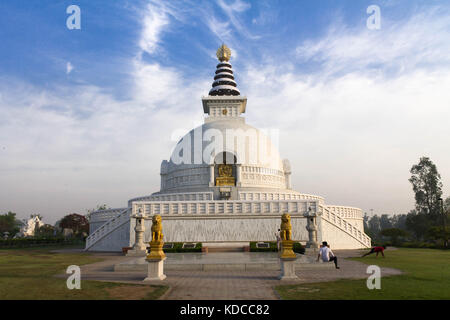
[304,248,319,256]
[143,258,166,281]
[278,258,298,280]
[126,249,147,257]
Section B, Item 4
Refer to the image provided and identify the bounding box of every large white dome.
[159,119,289,192]
[168,120,284,171]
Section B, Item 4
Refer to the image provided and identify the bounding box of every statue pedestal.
[143,257,166,281]
[143,240,166,281]
[278,240,298,280]
[279,240,296,259]
[278,258,298,280]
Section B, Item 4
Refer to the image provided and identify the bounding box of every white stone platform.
[114,252,335,272]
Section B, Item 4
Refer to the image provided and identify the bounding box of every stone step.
[114,252,336,272]
[206,246,245,253]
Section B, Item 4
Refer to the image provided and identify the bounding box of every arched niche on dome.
[214,152,236,187]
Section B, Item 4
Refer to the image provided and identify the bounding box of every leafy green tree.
[368,215,381,233]
[380,214,393,230]
[0,212,22,238]
[405,210,432,241]
[391,214,407,230]
[36,224,55,237]
[409,157,443,219]
[444,196,450,213]
[363,213,377,239]
[427,226,450,247]
[380,228,408,245]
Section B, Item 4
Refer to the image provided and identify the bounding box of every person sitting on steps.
[317,241,340,269]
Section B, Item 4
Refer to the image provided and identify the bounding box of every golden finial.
[216,44,231,62]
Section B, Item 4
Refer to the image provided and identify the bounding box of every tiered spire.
[208,44,241,96]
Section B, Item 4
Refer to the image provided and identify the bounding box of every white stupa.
[86,45,371,251]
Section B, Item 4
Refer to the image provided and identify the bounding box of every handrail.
[127,192,214,206]
[320,205,371,248]
[88,208,127,223]
[85,199,371,251]
[85,208,130,250]
[132,199,319,216]
[325,205,364,220]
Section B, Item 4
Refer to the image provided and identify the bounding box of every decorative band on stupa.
[208,44,241,96]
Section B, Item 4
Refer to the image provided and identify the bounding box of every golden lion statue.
[151,214,163,242]
[280,213,292,241]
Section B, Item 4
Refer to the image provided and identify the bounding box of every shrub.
[250,241,278,252]
[380,228,409,246]
[161,242,202,253]
[293,242,306,254]
[249,241,305,254]
[0,237,84,248]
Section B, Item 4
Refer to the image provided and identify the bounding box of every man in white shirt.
[317,241,340,269]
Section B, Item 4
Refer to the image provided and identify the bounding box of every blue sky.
[1,0,437,95]
[1,0,449,223]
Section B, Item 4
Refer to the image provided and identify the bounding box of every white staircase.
[320,205,371,248]
[85,208,130,251]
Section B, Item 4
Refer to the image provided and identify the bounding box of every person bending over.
[362,245,386,258]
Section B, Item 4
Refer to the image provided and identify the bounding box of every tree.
[405,210,432,241]
[363,213,377,240]
[36,224,55,237]
[391,214,407,230]
[409,157,443,219]
[59,213,89,235]
[368,215,381,234]
[444,196,450,213]
[380,228,408,245]
[427,226,450,247]
[0,212,22,238]
[380,214,393,230]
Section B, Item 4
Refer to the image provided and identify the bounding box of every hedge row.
[160,242,202,253]
[0,237,84,248]
[249,241,305,254]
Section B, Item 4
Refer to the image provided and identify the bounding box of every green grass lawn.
[275,248,450,300]
[0,247,168,300]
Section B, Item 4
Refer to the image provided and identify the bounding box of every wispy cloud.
[0,1,208,222]
[138,1,171,55]
[1,2,450,222]
[240,6,450,213]
[203,0,259,43]
[66,62,74,74]
[295,6,450,78]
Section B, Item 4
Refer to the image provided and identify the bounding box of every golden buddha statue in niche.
[215,164,235,186]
